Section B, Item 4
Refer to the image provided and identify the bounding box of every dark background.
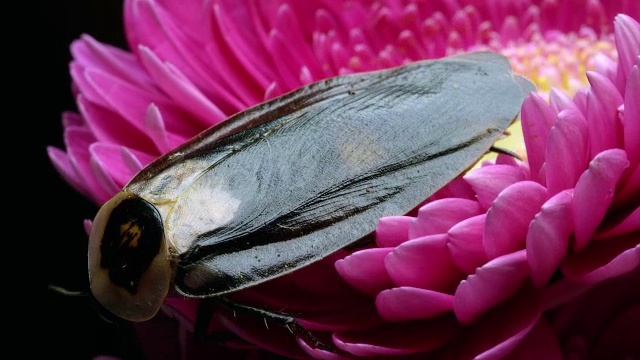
[37,0,144,358]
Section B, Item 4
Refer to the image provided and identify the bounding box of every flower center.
[476,31,617,97]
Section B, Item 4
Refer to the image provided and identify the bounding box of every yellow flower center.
[469,31,618,164]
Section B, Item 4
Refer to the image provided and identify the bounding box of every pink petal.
[297,338,353,360]
[65,127,112,203]
[546,269,639,345]
[137,46,227,124]
[505,318,562,360]
[464,164,528,210]
[527,190,574,288]
[90,154,122,201]
[83,67,166,129]
[615,160,640,207]
[61,111,85,128]
[73,34,155,89]
[549,88,579,113]
[210,2,275,90]
[593,52,619,87]
[47,147,91,199]
[334,248,394,296]
[454,250,530,324]
[521,93,556,182]
[120,145,155,173]
[333,317,458,356]
[447,214,489,274]
[206,6,269,104]
[545,108,590,195]
[385,234,465,292]
[573,149,629,250]
[429,175,476,200]
[76,95,156,153]
[586,71,625,158]
[143,103,172,153]
[457,284,541,360]
[376,287,454,322]
[89,143,139,188]
[128,0,237,111]
[562,233,639,284]
[375,216,412,247]
[268,5,323,87]
[595,206,640,239]
[614,14,640,81]
[83,219,92,237]
[540,277,593,311]
[624,65,640,165]
[484,181,549,259]
[410,198,482,238]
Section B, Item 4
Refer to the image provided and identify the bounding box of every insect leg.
[193,298,244,344]
[214,297,337,352]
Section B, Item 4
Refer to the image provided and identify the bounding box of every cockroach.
[87,51,533,326]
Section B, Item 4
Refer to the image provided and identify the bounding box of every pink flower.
[337,14,639,359]
[48,0,639,359]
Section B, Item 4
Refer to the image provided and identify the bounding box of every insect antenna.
[47,284,90,297]
[489,145,522,160]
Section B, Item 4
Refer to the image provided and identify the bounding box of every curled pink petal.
[624,65,640,165]
[138,46,227,124]
[65,127,112,203]
[464,164,529,210]
[454,250,529,324]
[457,284,542,360]
[504,318,562,360]
[333,316,458,356]
[615,160,640,207]
[562,233,639,284]
[429,175,476,200]
[47,147,91,199]
[375,216,412,247]
[83,219,92,237]
[595,206,640,239]
[77,95,155,152]
[385,234,464,292]
[298,338,353,360]
[527,190,574,288]
[549,88,579,113]
[573,148,629,250]
[410,198,482,238]
[585,71,625,158]
[484,181,549,259]
[447,214,489,274]
[521,92,556,182]
[89,143,137,189]
[335,248,394,296]
[545,108,589,195]
[614,14,640,80]
[376,287,454,322]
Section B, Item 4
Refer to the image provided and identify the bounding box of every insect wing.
[126,51,534,298]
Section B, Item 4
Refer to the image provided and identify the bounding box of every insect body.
[88,51,534,322]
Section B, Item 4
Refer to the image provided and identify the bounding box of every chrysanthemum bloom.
[48,0,639,359]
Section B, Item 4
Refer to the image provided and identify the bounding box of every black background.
[37,0,144,358]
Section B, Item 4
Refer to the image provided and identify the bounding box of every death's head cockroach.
[87,51,534,322]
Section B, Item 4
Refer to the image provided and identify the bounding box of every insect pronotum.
[87,51,534,323]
